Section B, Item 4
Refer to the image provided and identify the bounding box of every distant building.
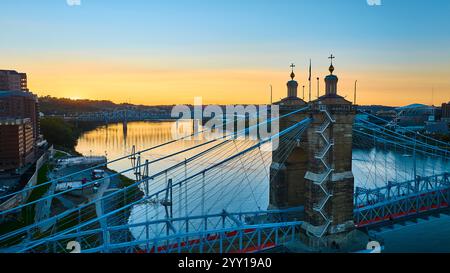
[426,121,449,135]
[0,70,28,91]
[0,90,40,140]
[442,102,450,123]
[395,104,436,129]
[0,118,35,171]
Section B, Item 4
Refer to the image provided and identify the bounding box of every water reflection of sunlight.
[77,121,450,191]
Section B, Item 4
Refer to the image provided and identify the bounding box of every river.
[75,121,450,253]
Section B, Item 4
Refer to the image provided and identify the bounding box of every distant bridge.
[75,108,174,122]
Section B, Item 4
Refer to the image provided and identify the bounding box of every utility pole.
[354,80,358,105]
[270,84,273,105]
[302,85,305,100]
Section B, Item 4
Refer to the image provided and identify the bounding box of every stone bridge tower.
[270,57,356,238]
[269,64,308,210]
[303,57,356,237]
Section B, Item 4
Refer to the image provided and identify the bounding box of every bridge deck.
[355,173,450,229]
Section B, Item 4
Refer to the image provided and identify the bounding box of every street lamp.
[270,84,273,105]
[317,77,320,98]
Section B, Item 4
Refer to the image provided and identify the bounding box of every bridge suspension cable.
[353,116,449,190]
[11,117,312,253]
[0,108,311,251]
[358,111,450,154]
[0,105,310,221]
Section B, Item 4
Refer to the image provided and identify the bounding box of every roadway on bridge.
[371,212,450,253]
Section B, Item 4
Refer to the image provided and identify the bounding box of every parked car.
[92,170,105,188]
[91,169,105,180]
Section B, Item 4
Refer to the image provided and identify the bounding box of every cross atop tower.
[290,63,296,72]
[328,54,335,65]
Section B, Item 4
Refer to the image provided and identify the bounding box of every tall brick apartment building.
[0,118,35,171]
[0,70,28,92]
[0,70,40,172]
[0,91,40,141]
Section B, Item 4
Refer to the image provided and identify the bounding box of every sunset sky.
[1,0,449,106]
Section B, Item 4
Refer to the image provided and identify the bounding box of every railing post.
[220,232,223,253]
[275,228,279,245]
[200,234,204,254]
[202,172,205,231]
[184,158,188,219]
[239,230,243,252]
[257,228,262,250]
[413,132,417,184]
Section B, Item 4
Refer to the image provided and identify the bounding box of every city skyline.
[1,0,449,106]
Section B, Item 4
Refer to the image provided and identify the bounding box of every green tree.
[40,117,77,150]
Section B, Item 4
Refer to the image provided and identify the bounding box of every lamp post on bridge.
[317,77,320,99]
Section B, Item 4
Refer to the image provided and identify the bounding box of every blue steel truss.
[355,173,450,227]
[20,207,304,253]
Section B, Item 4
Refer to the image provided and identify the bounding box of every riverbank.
[0,142,143,251]
[40,117,105,155]
[56,154,143,252]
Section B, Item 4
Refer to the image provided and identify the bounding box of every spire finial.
[290,63,296,80]
[328,54,335,74]
[328,54,335,64]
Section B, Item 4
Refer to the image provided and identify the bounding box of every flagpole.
[308,59,312,102]
[309,80,311,102]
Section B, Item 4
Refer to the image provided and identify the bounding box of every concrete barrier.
[0,147,52,216]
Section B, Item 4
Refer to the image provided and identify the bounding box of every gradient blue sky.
[1,0,449,105]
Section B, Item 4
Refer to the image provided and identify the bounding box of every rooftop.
[396,104,433,111]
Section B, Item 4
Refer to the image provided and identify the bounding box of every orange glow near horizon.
[17,60,450,107]
[2,1,450,108]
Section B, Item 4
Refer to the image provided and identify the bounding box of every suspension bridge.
[0,62,449,253]
[0,104,448,253]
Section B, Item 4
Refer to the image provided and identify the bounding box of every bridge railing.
[355,173,450,227]
[82,221,304,254]
[20,207,304,253]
